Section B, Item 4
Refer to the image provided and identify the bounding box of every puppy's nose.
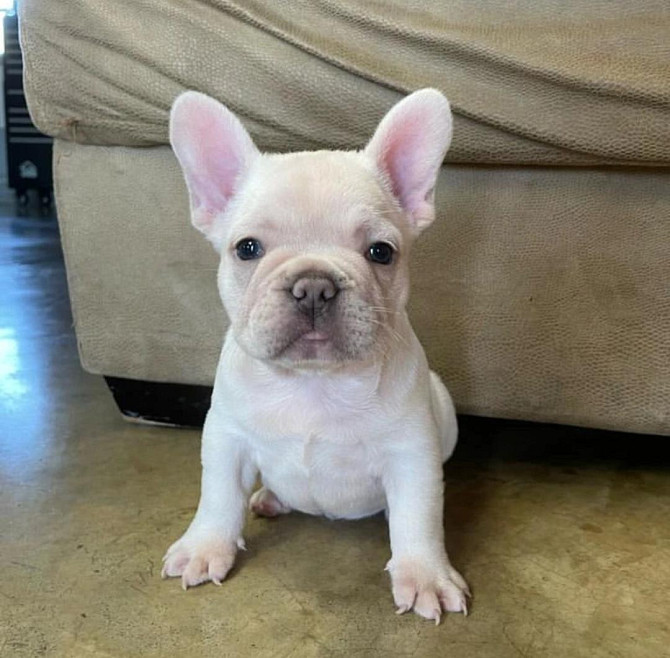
[291,276,338,316]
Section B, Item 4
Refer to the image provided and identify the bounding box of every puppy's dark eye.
[367,242,395,265]
[235,238,264,261]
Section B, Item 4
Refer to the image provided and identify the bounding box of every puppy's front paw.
[387,556,471,624]
[161,531,242,590]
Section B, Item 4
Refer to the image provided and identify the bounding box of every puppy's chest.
[253,431,383,518]
[255,430,368,472]
[243,378,386,452]
[243,396,386,518]
[249,406,381,476]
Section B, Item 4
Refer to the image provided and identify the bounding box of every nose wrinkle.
[281,254,355,291]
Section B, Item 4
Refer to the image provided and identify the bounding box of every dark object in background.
[3,9,52,209]
[105,377,213,428]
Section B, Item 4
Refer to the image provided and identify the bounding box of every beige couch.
[20,0,670,435]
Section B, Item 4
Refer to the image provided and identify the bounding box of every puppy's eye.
[367,242,395,265]
[235,238,264,261]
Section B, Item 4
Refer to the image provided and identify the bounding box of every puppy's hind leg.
[250,487,292,518]
[429,371,458,463]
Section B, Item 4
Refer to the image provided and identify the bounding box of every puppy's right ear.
[170,91,259,250]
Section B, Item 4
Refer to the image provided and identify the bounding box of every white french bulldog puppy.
[161,88,470,623]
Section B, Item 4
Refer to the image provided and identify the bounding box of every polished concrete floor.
[1,195,669,657]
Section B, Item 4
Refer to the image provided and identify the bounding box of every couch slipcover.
[20,0,670,166]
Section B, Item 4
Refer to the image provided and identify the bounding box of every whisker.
[364,317,409,348]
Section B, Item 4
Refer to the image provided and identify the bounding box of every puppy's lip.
[301,331,329,342]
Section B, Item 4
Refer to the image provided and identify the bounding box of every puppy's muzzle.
[291,274,339,318]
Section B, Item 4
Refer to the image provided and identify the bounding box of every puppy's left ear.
[364,88,452,233]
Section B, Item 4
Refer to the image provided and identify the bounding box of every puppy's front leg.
[383,449,470,623]
[162,406,256,589]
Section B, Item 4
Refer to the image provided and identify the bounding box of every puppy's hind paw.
[249,487,291,518]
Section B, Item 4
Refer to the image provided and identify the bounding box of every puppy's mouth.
[300,330,329,342]
[279,325,337,362]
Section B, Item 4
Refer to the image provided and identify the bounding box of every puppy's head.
[170,89,452,368]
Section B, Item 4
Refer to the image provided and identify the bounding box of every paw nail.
[434,611,442,626]
[395,605,409,615]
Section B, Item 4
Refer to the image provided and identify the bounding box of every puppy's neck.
[218,312,423,411]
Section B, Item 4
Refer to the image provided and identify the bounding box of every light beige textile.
[55,141,670,435]
[20,0,670,433]
[20,1,670,166]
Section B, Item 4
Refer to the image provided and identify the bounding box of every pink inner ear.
[380,112,430,213]
[185,157,236,233]
[170,92,258,239]
[191,114,246,200]
[178,116,242,229]
[366,89,452,231]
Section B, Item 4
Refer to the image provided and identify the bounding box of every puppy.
[162,88,470,623]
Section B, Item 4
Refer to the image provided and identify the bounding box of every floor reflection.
[0,190,65,477]
[0,327,28,402]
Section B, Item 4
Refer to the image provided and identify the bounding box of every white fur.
[162,89,469,623]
